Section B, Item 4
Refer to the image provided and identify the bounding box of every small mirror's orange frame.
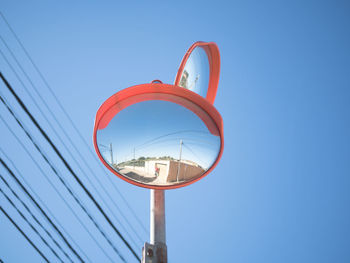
[174,41,220,104]
[93,83,224,189]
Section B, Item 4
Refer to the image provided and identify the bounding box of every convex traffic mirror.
[93,42,223,189]
[93,83,223,189]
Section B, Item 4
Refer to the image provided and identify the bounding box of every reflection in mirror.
[96,100,220,186]
[178,47,210,98]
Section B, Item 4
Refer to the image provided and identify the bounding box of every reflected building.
[179,70,189,89]
[179,70,200,92]
[117,158,204,185]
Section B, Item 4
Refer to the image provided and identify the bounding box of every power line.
[0,206,50,263]
[0,174,74,263]
[0,157,86,263]
[0,72,139,261]
[136,136,218,151]
[0,46,142,249]
[0,187,64,263]
[0,29,145,245]
[0,10,148,236]
[0,118,115,263]
[0,148,91,263]
[118,131,210,161]
[135,130,209,150]
[0,101,124,262]
[182,143,208,168]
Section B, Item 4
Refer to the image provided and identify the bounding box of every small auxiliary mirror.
[174,41,220,104]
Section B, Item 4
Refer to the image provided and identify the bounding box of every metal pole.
[142,189,167,263]
[150,189,166,244]
[176,140,183,182]
[110,143,113,166]
[133,147,136,169]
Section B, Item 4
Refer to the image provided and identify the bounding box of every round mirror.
[93,83,224,189]
[177,47,210,98]
[175,42,220,104]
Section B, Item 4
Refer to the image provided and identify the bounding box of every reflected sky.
[178,47,210,98]
[96,100,220,185]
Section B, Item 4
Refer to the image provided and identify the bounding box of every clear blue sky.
[0,0,349,262]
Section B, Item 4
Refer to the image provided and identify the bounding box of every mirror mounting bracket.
[151,79,163,84]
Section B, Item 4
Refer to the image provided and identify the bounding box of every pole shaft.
[110,143,113,165]
[176,140,183,182]
[142,190,167,263]
[150,189,166,244]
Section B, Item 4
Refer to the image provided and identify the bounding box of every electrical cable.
[0,187,64,263]
[0,11,148,236]
[0,148,91,263]
[135,130,209,149]
[0,174,74,263]
[0,156,89,262]
[0,127,116,263]
[0,44,143,247]
[136,137,218,151]
[0,72,139,261]
[182,143,208,168]
[0,105,123,262]
[0,206,50,263]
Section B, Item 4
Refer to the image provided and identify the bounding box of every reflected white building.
[122,158,204,185]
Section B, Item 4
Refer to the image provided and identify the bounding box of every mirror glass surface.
[178,47,210,98]
[96,100,221,186]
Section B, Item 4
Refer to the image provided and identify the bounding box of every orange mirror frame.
[93,83,224,189]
